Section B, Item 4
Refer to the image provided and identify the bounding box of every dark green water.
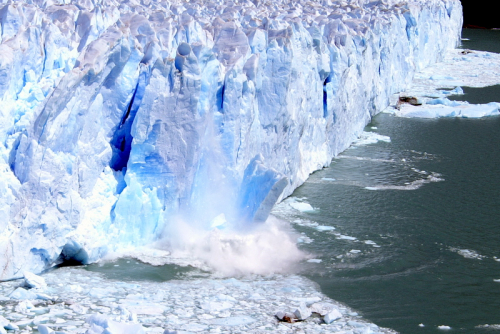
[461,29,500,54]
[289,29,500,333]
[448,85,500,105]
[294,114,500,333]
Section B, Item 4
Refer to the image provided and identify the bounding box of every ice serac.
[0,0,462,279]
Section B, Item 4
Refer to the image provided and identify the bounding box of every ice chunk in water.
[23,272,46,289]
[290,202,315,212]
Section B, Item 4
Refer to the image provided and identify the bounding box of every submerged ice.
[0,0,463,279]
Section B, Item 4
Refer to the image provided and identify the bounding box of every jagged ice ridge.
[0,0,462,279]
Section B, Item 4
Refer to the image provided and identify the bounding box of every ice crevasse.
[0,0,462,279]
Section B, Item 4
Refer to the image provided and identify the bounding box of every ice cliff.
[0,0,462,279]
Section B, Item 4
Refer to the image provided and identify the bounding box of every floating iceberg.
[0,0,462,279]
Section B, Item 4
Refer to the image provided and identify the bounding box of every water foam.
[364,172,444,191]
[352,132,391,146]
[148,215,308,276]
[449,247,485,260]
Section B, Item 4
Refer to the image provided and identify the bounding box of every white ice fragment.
[350,250,361,254]
[316,226,335,232]
[86,314,145,334]
[210,213,227,229]
[290,202,316,212]
[337,235,357,241]
[200,300,233,312]
[183,323,209,332]
[438,325,452,330]
[24,272,47,290]
[347,320,366,328]
[34,293,54,301]
[9,287,37,300]
[4,323,19,331]
[246,293,265,301]
[307,259,322,263]
[419,323,425,327]
[396,102,500,119]
[493,279,500,283]
[209,316,255,326]
[294,303,312,320]
[125,303,165,316]
[86,324,105,334]
[321,178,336,181]
[324,309,343,324]
[353,132,391,146]
[0,315,10,328]
[14,300,35,314]
[37,324,55,334]
[289,296,322,305]
[310,303,334,316]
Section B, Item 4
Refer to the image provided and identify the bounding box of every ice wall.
[0,0,462,279]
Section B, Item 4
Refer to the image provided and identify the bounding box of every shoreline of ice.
[0,267,397,334]
[384,49,500,118]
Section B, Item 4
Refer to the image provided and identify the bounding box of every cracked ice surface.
[0,267,397,334]
[0,0,462,279]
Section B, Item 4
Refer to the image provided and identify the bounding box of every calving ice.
[0,0,462,279]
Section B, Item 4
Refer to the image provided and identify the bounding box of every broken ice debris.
[294,303,312,320]
[276,302,344,324]
[24,272,47,289]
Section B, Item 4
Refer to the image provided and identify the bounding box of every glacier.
[0,0,462,280]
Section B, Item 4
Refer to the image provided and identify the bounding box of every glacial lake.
[274,28,500,333]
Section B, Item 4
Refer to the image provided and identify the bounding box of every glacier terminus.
[0,0,462,280]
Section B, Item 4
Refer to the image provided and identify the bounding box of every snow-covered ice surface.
[0,268,397,334]
[385,49,500,118]
[0,0,463,278]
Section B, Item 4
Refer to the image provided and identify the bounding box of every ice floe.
[438,325,452,330]
[0,267,397,334]
[316,226,335,232]
[385,49,500,118]
[290,202,316,213]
